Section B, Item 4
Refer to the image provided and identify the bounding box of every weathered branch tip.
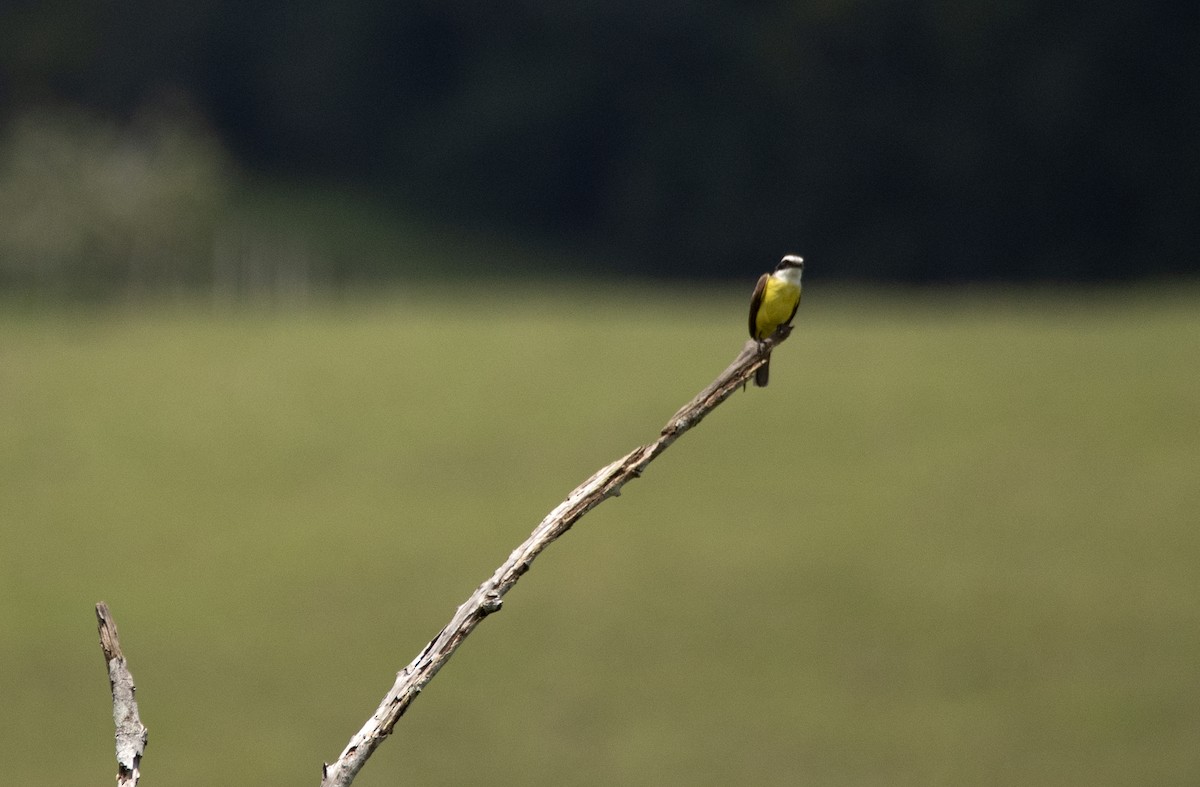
[96,602,149,787]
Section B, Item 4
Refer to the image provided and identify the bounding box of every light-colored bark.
[96,602,149,787]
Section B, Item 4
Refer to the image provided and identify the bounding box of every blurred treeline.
[1,1,1197,288]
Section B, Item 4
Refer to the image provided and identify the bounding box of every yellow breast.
[754,276,802,339]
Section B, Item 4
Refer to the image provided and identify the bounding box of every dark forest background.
[2,1,1197,283]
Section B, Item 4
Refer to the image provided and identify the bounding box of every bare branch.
[96,602,148,787]
[320,329,793,786]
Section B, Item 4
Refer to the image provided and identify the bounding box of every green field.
[2,283,1198,785]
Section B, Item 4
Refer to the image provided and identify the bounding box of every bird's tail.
[754,355,770,387]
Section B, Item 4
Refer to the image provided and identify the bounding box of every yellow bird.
[748,255,804,387]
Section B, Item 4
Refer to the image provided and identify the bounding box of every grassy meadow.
[2,282,1198,785]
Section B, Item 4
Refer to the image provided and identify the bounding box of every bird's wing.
[748,273,769,339]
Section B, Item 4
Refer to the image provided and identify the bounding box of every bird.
[748,255,804,387]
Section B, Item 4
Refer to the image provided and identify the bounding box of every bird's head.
[776,255,804,273]
[774,255,804,285]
